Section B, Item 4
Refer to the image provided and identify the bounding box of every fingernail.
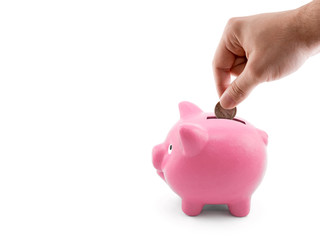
[220,92,236,109]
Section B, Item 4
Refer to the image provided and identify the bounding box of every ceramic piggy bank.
[152,102,268,217]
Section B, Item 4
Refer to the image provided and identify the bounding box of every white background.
[0,0,319,239]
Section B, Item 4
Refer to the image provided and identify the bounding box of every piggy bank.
[152,102,268,217]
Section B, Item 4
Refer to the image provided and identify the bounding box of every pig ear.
[179,101,203,119]
[257,129,268,145]
[179,124,208,156]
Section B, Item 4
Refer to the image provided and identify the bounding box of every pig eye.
[168,144,173,154]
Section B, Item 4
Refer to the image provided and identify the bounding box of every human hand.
[213,2,320,109]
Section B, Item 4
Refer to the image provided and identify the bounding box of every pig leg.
[228,198,251,217]
[182,200,204,216]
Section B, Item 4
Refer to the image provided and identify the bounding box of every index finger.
[212,38,236,97]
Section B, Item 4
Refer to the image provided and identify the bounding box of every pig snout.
[152,144,165,171]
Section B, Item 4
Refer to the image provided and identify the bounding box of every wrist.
[294,1,320,55]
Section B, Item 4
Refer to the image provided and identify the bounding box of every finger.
[212,38,236,97]
[230,56,247,76]
[220,62,259,109]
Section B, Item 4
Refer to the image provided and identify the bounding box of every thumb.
[219,67,259,109]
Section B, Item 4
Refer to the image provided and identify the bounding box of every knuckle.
[212,58,217,68]
[227,17,241,29]
[227,17,238,26]
[225,17,243,39]
[229,81,246,99]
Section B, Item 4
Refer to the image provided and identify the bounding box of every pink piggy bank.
[152,102,268,217]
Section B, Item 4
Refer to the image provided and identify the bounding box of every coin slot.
[206,116,246,125]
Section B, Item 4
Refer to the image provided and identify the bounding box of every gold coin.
[214,102,237,120]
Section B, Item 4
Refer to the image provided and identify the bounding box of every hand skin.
[213,0,320,109]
